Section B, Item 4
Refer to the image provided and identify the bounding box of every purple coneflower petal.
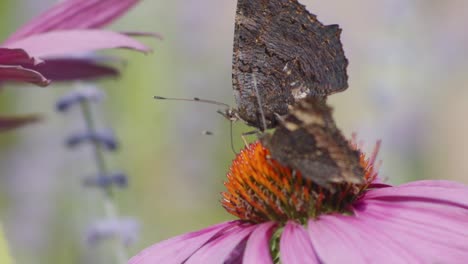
[0,48,39,66]
[243,222,276,264]
[0,65,49,86]
[121,31,164,40]
[129,221,242,264]
[186,222,256,264]
[280,221,320,264]
[4,30,150,58]
[308,216,369,263]
[393,179,468,189]
[32,58,119,81]
[0,115,41,132]
[355,181,468,262]
[309,214,419,263]
[362,180,468,209]
[4,0,140,44]
[306,180,468,263]
[359,205,468,262]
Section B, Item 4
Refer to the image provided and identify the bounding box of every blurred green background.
[1,0,468,263]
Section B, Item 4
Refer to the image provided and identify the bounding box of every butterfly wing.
[233,0,348,128]
[261,98,363,189]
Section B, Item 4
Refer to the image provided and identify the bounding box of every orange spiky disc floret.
[221,141,379,224]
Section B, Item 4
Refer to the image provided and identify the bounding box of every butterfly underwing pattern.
[260,97,364,188]
[232,0,349,129]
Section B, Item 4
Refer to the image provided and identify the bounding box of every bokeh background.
[1,0,468,263]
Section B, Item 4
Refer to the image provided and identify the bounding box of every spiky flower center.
[222,141,378,224]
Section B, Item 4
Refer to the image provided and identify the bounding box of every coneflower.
[129,141,468,264]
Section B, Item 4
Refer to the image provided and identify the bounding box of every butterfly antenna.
[154,96,230,108]
[252,73,267,131]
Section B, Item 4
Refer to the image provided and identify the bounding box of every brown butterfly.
[232,0,348,129]
[260,97,364,188]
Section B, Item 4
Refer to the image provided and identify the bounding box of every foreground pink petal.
[129,221,240,264]
[396,179,468,189]
[0,48,49,85]
[281,221,320,264]
[0,48,38,65]
[363,180,468,203]
[31,58,119,81]
[4,30,150,58]
[308,216,368,263]
[306,181,468,264]
[356,183,468,263]
[0,65,49,86]
[4,0,141,44]
[243,222,276,264]
[0,115,41,132]
[186,223,256,263]
[308,215,417,264]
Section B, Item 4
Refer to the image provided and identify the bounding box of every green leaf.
[0,223,13,264]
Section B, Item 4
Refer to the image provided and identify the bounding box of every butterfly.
[260,97,364,188]
[232,0,349,129]
[232,0,363,188]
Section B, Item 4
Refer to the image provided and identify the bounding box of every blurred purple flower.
[0,48,49,86]
[1,0,149,84]
[129,142,468,264]
[0,0,152,131]
[0,114,41,133]
[87,218,140,247]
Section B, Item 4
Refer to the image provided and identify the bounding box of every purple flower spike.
[56,86,104,112]
[66,130,118,151]
[87,218,140,247]
[130,142,468,264]
[83,172,128,189]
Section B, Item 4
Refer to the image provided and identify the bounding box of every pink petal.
[280,221,320,264]
[122,31,164,40]
[5,0,140,43]
[243,222,276,264]
[128,221,240,264]
[355,198,468,229]
[356,198,468,262]
[308,216,369,263]
[0,65,50,86]
[307,179,468,264]
[4,30,151,58]
[0,48,38,65]
[32,58,119,81]
[308,215,418,264]
[0,115,41,132]
[398,179,468,189]
[362,181,468,209]
[186,223,256,264]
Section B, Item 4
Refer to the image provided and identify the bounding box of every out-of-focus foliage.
[0,223,13,264]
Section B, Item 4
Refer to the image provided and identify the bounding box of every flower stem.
[79,100,127,264]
